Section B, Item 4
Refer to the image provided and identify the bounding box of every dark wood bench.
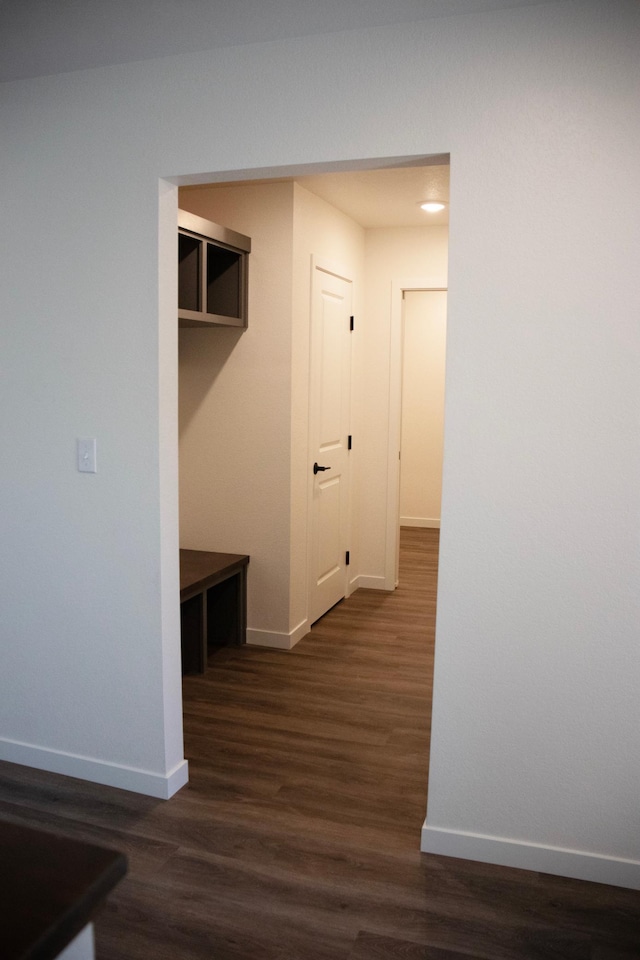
[180,550,249,674]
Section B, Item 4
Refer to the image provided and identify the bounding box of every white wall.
[1,0,639,886]
[400,290,447,528]
[178,181,295,645]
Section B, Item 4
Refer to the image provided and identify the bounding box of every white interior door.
[309,262,352,625]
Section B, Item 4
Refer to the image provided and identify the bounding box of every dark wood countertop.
[1,819,127,960]
[179,549,249,597]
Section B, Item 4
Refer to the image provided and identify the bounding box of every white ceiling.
[1,0,553,83]
[297,162,450,228]
[182,159,451,229]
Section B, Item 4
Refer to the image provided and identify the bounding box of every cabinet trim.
[178,209,251,254]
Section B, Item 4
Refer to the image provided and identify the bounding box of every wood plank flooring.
[1,529,640,958]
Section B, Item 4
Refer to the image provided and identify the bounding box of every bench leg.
[237,568,247,644]
[200,590,207,671]
[180,591,207,675]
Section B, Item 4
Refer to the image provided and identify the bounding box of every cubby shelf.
[178,209,251,329]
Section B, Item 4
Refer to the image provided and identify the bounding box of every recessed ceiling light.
[420,201,446,213]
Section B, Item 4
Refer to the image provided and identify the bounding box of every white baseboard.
[246,618,309,650]
[354,574,393,591]
[59,924,95,960]
[421,823,640,890]
[400,516,441,528]
[0,737,189,800]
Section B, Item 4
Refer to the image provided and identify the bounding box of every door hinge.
[346,550,350,566]
[350,315,354,331]
[348,435,352,450]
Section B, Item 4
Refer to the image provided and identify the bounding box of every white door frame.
[384,277,448,589]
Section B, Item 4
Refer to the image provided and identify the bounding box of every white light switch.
[77,438,97,473]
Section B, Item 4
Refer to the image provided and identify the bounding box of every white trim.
[421,823,640,891]
[158,179,188,794]
[0,738,189,799]
[385,279,447,591]
[400,516,441,528]
[58,925,95,960]
[348,573,360,594]
[310,255,353,284]
[352,574,391,591]
[247,618,309,650]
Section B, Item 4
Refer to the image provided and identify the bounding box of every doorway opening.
[386,281,448,589]
[164,154,450,779]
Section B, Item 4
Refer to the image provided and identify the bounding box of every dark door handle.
[313,462,331,474]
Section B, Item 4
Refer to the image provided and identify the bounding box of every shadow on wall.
[178,327,243,435]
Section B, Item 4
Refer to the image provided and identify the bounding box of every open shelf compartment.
[178,209,251,329]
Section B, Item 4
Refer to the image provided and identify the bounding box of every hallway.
[181,526,437,859]
[1,529,639,958]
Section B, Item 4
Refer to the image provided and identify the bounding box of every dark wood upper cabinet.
[178,210,251,329]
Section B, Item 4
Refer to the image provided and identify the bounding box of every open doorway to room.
[173,157,449,664]
[385,282,448,588]
[167,154,450,851]
[169,159,450,768]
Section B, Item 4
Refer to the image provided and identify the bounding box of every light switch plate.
[77,438,97,473]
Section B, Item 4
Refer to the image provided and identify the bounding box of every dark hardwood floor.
[1,528,639,958]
